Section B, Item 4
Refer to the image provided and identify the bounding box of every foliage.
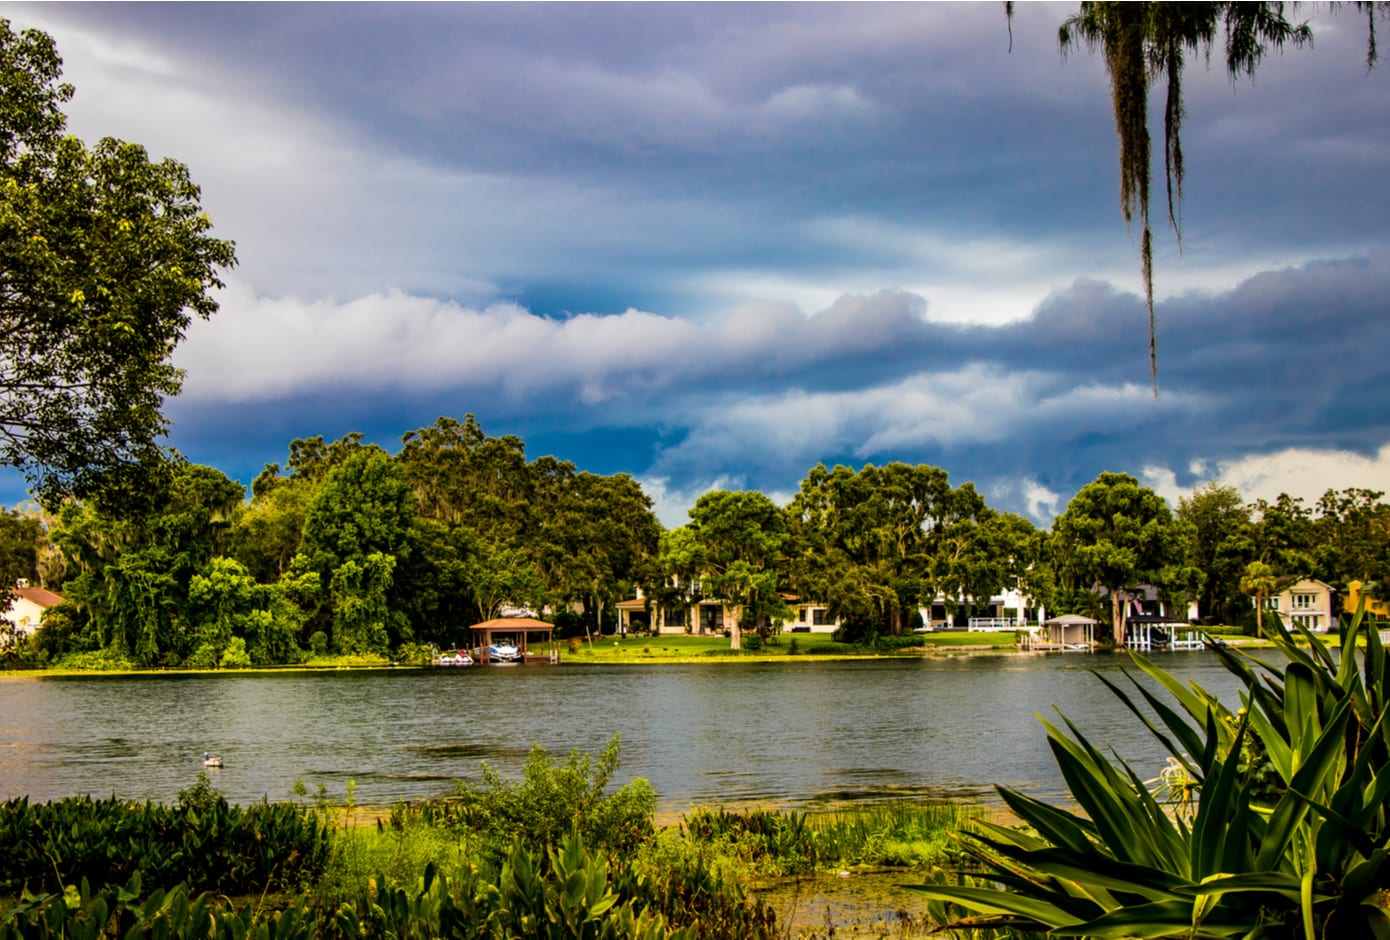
[0,19,236,500]
[1051,471,1178,642]
[447,734,656,863]
[917,606,1390,937]
[681,802,978,876]
[51,462,244,665]
[685,491,791,649]
[0,783,330,896]
[301,451,414,655]
[1177,483,1254,624]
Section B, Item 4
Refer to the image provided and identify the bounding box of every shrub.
[449,734,656,862]
[0,779,331,896]
[220,636,252,669]
[308,630,328,655]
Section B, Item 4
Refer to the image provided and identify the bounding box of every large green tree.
[786,462,951,636]
[1176,481,1254,624]
[1312,487,1390,597]
[1051,470,1178,643]
[687,490,790,649]
[0,20,236,498]
[299,450,415,654]
[52,462,243,664]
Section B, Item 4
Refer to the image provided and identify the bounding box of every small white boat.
[203,752,223,768]
[431,649,475,667]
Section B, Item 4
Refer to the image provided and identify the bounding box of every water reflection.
[0,653,1264,809]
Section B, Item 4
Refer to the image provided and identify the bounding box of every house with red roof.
[4,579,64,641]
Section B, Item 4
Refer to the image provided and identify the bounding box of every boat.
[485,642,520,664]
[431,649,474,667]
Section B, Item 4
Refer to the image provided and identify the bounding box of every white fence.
[967,617,1024,632]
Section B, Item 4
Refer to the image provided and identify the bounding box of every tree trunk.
[1112,589,1127,647]
[889,606,904,636]
[729,605,741,650]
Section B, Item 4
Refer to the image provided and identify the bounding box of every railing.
[968,618,1023,632]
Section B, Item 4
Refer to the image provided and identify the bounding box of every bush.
[220,636,252,669]
[308,630,328,655]
[448,734,656,862]
[742,634,762,651]
[0,779,331,896]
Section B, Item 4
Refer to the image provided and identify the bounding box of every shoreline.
[1,635,1301,679]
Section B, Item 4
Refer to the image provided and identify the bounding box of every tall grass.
[681,802,981,876]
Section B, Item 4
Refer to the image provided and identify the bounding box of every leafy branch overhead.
[1015,2,1388,391]
[0,19,236,501]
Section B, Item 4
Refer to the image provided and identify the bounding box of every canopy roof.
[469,617,553,633]
[1044,614,1100,626]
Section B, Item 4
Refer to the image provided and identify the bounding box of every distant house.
[1259,578,1335,633]
[1345,580,1390,620]
[615,586,840,636]
[3,579,63,641]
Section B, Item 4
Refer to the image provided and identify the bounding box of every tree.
[785,463,951,637]
[299,450,415,654]
[1176,481,1254,623]
[0,20,236,498]
[687,490,790,649]
[51,461,244,664]
[1312,487,1390,597]
[1051,470,1178,644]
[1240,558,1279,637]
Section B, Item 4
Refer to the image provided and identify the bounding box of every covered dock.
[469,617,561,665]
[1124,614,1204,651]
[1023,614,1098,652]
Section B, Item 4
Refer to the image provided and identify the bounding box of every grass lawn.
[556,630,1024,664]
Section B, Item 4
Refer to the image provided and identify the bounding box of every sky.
[3,2,1388,527]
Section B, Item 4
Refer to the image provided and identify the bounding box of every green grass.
[916,630,1025,648]
[561,632,927,663]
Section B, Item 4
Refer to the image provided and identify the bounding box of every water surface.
[0,653,1263,809]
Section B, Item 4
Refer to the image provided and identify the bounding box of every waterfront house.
[3,579,63,641]
[1260,578,1335,633]
[1345,580,1390,620]
[616,586,840,635]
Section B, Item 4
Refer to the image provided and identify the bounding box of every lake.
[0,652,1264,810]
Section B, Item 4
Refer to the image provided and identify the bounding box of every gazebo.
[1038,614,1097,652]
[469,617,560,665]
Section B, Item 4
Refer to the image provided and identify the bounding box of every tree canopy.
[0,20,236,500]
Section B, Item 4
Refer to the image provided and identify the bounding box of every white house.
[4,579,63,641]
[1260,578,1335,633]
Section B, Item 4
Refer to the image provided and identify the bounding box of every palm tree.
[1240,559,1279,637]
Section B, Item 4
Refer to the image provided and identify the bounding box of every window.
[664,609,686,628]
[1292,593,1316,610]
[798,608,806,623]
[1263,597,1280,610]
[812,608,831,626]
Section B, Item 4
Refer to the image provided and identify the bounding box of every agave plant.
[916,605,1390,938]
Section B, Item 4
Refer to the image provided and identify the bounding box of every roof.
[1045,614,1099,625]
[11,585,63,608]
[615,599,648,610]
[469,617,553,632]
